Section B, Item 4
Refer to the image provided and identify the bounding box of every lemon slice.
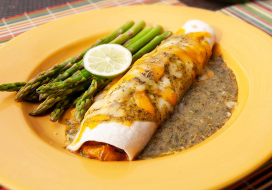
[83,44,132,78]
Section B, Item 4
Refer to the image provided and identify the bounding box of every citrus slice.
[83,44,132,78]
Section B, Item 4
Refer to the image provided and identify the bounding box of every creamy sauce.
[137,55,238,159]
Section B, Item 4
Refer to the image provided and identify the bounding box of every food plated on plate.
[0,20,171,121]
[0,19,238,161]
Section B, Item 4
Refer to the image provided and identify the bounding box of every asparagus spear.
[23,91,40,102]
[39,68,89,100]
[39,93,49,101]
[74,78,108,123]
[38,67,87,100]
[110,20,146,45]
[0,82,26,92]
[14,21,134,101]
[123,26,153,47]
[93,20,134,46]
[50,60,84,83]
[70,93,84,107]
[132,31,173,63]
[37,21,148,95]
[127,25,163,54]
[37,69,93,94]
[39,67,86,101]
[50,96,74,122]
[30,80,92,115]
[29,95,69,116]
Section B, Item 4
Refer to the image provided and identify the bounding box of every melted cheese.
[70,32,212,145]
[67,20,216,160]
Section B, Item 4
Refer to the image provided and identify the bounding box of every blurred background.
[0,0,249,18]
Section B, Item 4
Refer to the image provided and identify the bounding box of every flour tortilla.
[67,20,216,160]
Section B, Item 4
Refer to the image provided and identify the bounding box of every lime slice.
[83,44,132,78]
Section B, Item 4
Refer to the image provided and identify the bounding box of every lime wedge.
[83,44,132,78]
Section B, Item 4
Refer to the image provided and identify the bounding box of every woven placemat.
[0,0,79,18]
[218,0,272,35]
[0,0,184,47]
[0,0,229,18]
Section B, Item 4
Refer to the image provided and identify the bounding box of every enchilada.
[67,20,216,161]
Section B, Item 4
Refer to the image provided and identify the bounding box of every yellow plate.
[0,5,272,190]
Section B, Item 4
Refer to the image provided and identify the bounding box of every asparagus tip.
[29,112,36,116]
[50,117,57,122]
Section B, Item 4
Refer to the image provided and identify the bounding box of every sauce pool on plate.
[138,54,238,159]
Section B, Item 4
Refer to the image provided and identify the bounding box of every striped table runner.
[0,0,272,190]
[0,0,184,47]
[218,0,272,36]
[220,2,272,188]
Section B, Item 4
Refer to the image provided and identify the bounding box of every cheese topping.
[67,20,216,160]
[71,31,212,144]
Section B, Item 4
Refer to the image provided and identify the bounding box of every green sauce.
[138,55,238,159]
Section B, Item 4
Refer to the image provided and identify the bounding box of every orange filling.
[81,142,128,161]
[191,70,196,80]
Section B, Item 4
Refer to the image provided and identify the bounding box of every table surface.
[0,0,232,18]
